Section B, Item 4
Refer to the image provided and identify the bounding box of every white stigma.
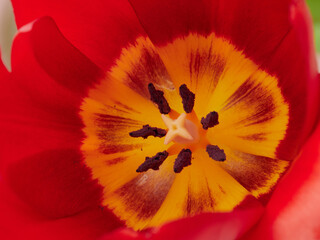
[161,113,199,145]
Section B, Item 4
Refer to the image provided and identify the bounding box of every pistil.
[161,113,199,145]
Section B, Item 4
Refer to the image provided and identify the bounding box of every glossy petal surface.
[11,0,146,70]
[100,200,263,240]
[247,123,320,239]
[0,17,120,238]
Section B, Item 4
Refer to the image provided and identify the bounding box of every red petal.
[0,49,9,78]
[268,2,320,159]
[128,0,291,52]
[0,179,122,240]
[13,16,104,96]
[11,0,146,70]
[0,17,110,219]
[0,49,9,169]
[247,122,320,239]
[0,16,103,165]
[101,199,263,240]
[0,17,123,238]
[6,149,103,218]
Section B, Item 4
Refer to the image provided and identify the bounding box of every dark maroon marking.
[206,145,226,162]
[148,83,171,114]
[239,133,267,141]
[219,150,289,193]
[205,179,215,208]
[179,84,195,113]
[243,95,276,127]
[218,185,226,195]
[95,114,142,143]
[189,51,226,90]
[185,185,215,215]
[106,156,127,166]
[201,111,219,130]
[95,114,138,122]
[125,48,173,98]
[222,79,276,127]
[129,125,167,139]
[100,144,142,155]
[98,126,139,142]
[174,149,192,173]
[114,101,141,114]
[103,104,132,115]
[95,114,141,128]
[186,187,203,215]
[116,172,175,220]
[136,151,169,172]
[223,80,256,111]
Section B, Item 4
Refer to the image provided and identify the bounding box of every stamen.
[206,145,226,162]
[179,84,195,113]
[148,83,171,114]
[129,125,167,139]
[201,111,219,130]
[174,149,192,173]
[136,151,169,172]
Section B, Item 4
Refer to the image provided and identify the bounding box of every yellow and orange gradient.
[80,33,289,230]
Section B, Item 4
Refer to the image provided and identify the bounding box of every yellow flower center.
[80,33,290,230]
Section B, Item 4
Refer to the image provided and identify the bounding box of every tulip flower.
[0,0,319,239]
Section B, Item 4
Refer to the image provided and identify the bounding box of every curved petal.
[128,0,291,53]
[246,122,320,239]
[0,17,109,220]
[100,200,263,240]
[0,179,122,240]
[129,0,320,160]
[0,48,9,169]
[6,149,103,218]
[11,0,147,70]
[0,51,121,239]
[14,16,104,96]
[0,49,8,77]
[267,1,320,158]
[0,16,103,164]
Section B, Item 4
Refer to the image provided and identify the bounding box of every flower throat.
[129,83,226,173]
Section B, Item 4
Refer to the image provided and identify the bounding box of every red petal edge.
[101,200,263,240]
[11,0,146,71]
[0,17,123,239]
[246,122,320,239]
[0,179,121,240]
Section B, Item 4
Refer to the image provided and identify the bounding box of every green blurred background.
[307,0,320,52]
